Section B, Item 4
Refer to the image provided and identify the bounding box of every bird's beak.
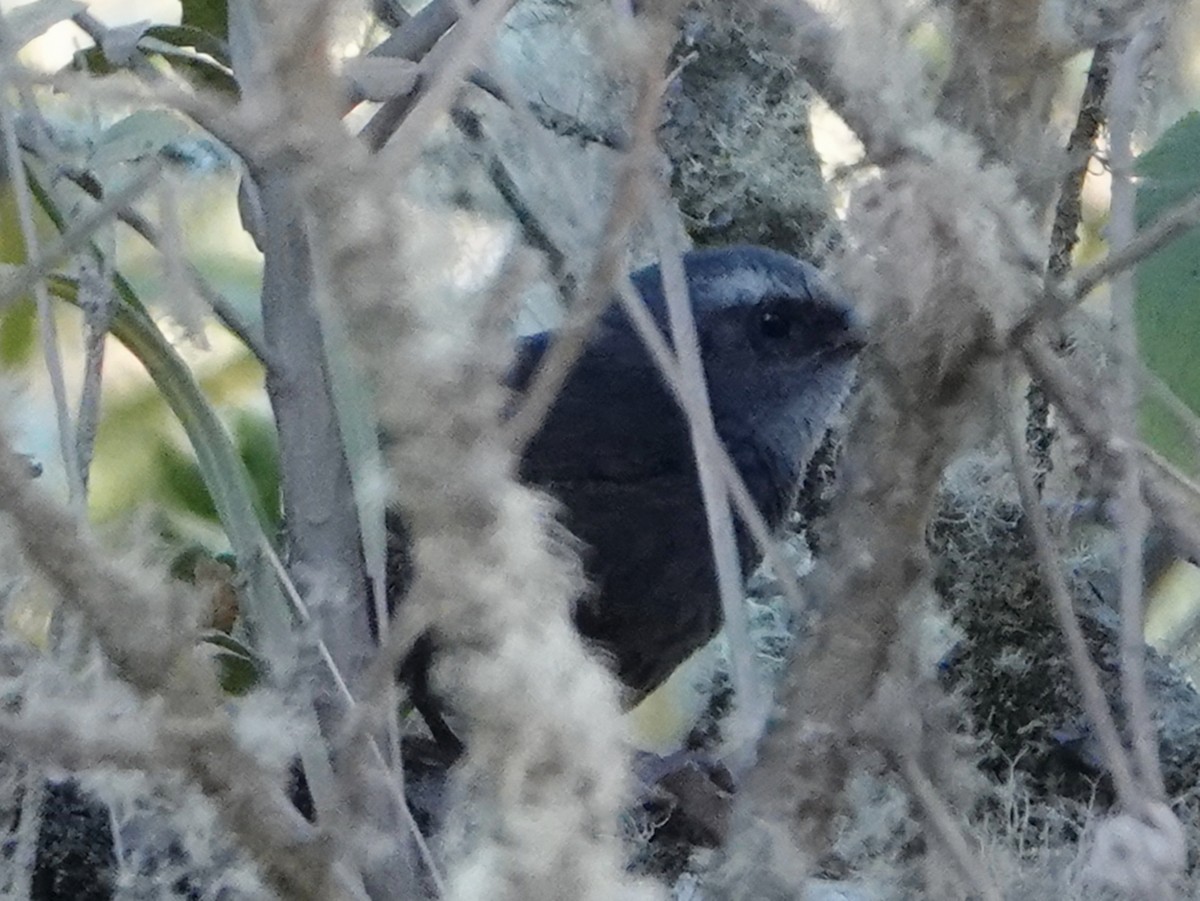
[827,310,868,360]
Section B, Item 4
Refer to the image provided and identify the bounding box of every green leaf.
[154,49,239,98]
[0,298,36,368]
[180,0,228,41]
[202,630,262,695]
[69,45,119,76]
[1134,111,1200,473]
[233,412,281,527]
[142,23,231,66]
[140,27,239,98]
[158,441,219,521]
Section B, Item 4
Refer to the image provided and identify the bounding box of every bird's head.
[623,245,865,491]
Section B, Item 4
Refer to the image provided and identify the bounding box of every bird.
[393,244,865,753]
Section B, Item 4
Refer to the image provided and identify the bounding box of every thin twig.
[1107,23,1166,799]
[71,9,163,83]
[1026,43,1113,491]
[999,360,1141,808]
[355,0,469,147]
[0,62,85,511]
[374,0,515,165]
[897,755,1003,901]
[467,68,629,149]
[72,87,114,495]
[1022,338,1200,570]
[1073,188,1200,302]
[1140,364,1200,468]
[368,0,464,66]
[649,187,766,768]
[1141,444,1200,511]
[609,271,809,658]
[259,541,447,897]
[1047,45,1115,283]
[1012,187,1200,343]
[74,257,114,492]
[1143,447,1200,657]
[503,46,665,451]
[448,107,570,283]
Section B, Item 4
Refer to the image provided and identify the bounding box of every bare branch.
[1073,188,1200,302]
[0,66,87,511]
[1047,45,1115,283]
[377,0,516,171]
[896,755,1003,901]
[503,52,665,451]
[648,186,766,763]
[998,361,1141,808]
[1106,22,1167,800]
[73,256,114,492]
[1026,43,1114,489]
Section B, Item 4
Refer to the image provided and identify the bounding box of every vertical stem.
[0,57,84,512]
[1026,43,1114,494]
[1106,22,1166,800]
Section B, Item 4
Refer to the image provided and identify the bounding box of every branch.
[1106,22,1167,800]
[1047,44,1115,282]
[998,361,1140,807]
[1025,43,1114,489]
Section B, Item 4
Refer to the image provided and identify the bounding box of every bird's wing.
[509,331,694,485]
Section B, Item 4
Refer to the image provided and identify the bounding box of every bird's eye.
[759,308,792,340]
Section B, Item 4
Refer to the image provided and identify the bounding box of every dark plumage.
[397,245,864,746]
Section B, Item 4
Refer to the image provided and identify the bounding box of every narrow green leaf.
[158,441,220,521]
[142,23,231,66]
[313,287,388,631]
[1134,111,1200,473]
[233,412,281,527]
[180,0,228,41]
[203,631,262,694]
[0,298,37,368]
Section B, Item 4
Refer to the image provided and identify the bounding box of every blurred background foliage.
[0,157,270,534]
[3,0,269,548]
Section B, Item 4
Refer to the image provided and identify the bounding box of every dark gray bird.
[396,245,864,751]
